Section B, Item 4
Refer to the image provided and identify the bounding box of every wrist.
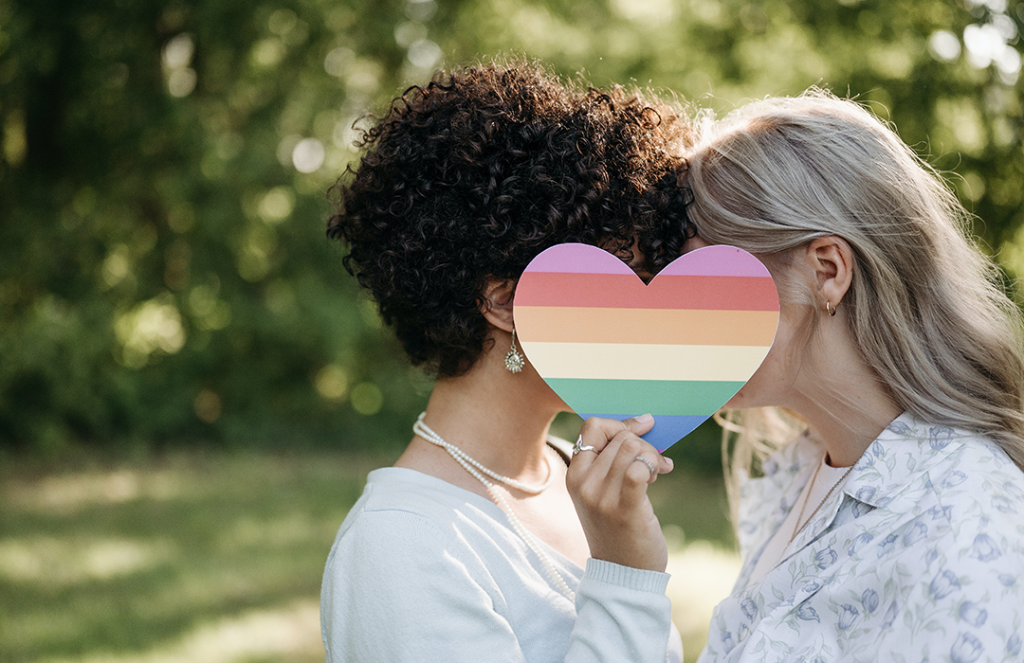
[584,558,671,592]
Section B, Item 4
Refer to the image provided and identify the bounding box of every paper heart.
[514,243,780,451]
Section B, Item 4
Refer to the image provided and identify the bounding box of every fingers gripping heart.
[565,415,673,571]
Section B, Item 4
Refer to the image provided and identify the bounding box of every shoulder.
[320,470,529,662]
[346,466,506,521]
[869,419,1024,522]
[327,468,492,561]
[926,433,1024,521]
[939,438,1024,554]
[322,468,513,607]
[847,424,1023,593]
[890,430,1024,559]
[906,434,1024,615]
[858,435,1024,660]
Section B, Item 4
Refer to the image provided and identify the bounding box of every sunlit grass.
[0,450,734,663]
[667,541,742,661]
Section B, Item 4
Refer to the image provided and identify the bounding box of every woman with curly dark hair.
[320,60,690,662]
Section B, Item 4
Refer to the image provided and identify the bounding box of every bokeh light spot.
[236,225,277,282]
[315,365,349,401]
[162,33,197,98]
[252,39,286,68]
[333,116,362,149]
[115,295,186,367]
[960,171,987,202]
[350,382,383,415]
[935,97,986,156]
[966,0,1007,13]
[162,33,194,69]
[324,47,354,77]
[611,0,676,23]
[929,30,961,62]
[869,46,913,78]
[406,0,437,22]
[395,21,428,48]
[963,23,1006,69]
[992,13,1018,41]
[102,245,132,288]
[194,389,222,423]
[188,284,231,330]
[168,69,197,97]
[346,59,383,97]
[3,109,27,165]
[995,47,1020,84]
[292,138,325,173]
[407,39,442,70]
[268,9,298,36]
[258,187,295,223]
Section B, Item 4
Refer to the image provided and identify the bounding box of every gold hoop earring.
[825,301,837,317]
[505,327,525,373]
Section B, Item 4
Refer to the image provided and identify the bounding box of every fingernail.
[665,457,674,471]
[635,413,653,424]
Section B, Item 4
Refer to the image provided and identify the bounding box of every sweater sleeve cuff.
[583,558,671,594]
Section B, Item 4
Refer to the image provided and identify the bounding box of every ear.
[803,236,854,311]
[479,277,515,333]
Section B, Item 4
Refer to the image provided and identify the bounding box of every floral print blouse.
[699,413,1024,663]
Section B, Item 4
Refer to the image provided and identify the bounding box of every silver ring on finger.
[633,455,656,478]
[572,434,598,457]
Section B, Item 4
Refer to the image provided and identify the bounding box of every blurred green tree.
[0,0,1020,461]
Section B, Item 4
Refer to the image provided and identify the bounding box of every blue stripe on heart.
[576,414,709,451]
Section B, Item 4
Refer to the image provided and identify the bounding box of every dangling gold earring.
[825,301,837,317]
[505,327,525,373]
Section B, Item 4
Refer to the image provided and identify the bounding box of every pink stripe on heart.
[524,242,771,277]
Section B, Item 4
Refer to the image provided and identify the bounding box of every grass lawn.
[1,449,737,663]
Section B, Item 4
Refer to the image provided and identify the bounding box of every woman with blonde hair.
[569,90,1024,661]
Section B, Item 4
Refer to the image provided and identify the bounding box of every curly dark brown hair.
[328,60,694,377]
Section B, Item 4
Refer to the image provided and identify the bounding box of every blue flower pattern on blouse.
[700,414,1024,662]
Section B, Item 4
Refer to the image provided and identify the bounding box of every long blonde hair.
[683,90,1024,516]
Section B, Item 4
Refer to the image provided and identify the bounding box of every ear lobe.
[480,277,515,332]
[806,236,854,306]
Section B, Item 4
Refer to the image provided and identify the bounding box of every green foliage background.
[1,0,1022,460]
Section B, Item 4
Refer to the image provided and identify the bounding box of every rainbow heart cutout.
[513,243,780,451]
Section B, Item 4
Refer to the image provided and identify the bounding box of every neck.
[403,339,562,483]
[786,333,902,468]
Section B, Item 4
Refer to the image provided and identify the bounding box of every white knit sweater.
[321,467,682,662]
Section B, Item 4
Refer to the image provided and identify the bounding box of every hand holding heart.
[566,415,673,572]
[516,242,778,570]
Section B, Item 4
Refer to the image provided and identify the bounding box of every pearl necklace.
[413,413,575,601]
[413,413,554,493]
